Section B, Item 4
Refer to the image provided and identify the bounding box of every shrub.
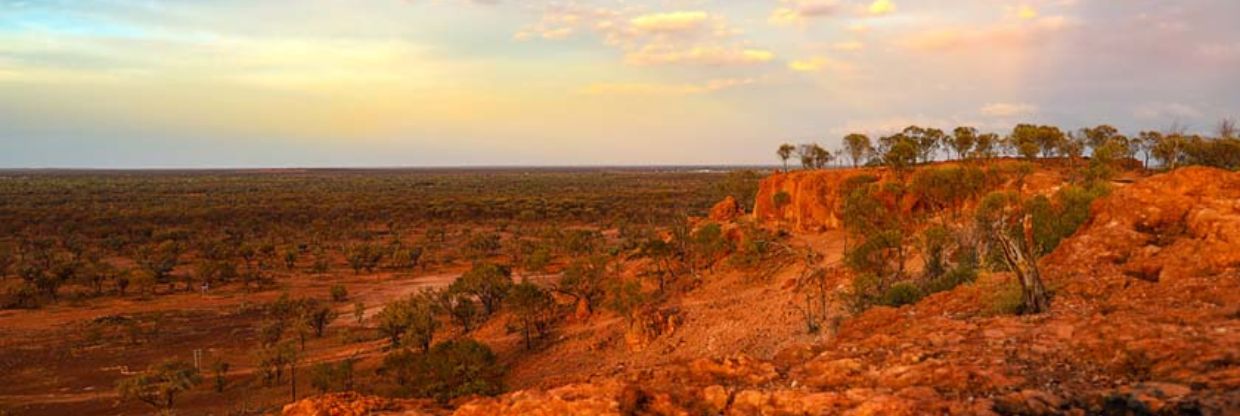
[925,265,978,294]
[879,282,924,307]
[376,290,439,351]
[987,279,1025,315]
[116,359,202,411]
[330,284,348,302]
[380,339,504,403]
[506,282,558,350]
[309,359,355,393]
[450,263,513,316]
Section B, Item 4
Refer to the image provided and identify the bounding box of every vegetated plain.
[3,122,1239,415]
[0,167,760,415]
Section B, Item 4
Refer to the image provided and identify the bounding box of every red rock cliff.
[752,168,889,233]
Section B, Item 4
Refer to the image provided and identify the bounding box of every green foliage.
[330,284,348,302]
[211,360,230,393]
[435,288,480,333]
[772,190,791,210]
[506,282,558,350]
[465,232,502,261]
[450,262,513,316]
[987,279,1026,315]
[521,245,552,275]
[843,133,873,167]
[909,166,989,214]
[381,339,504,403]
[557,255,610,314]
[1009,124,1065,159]
[880,134,919,172]
[605,279,647,326]
[716,170,761,211]
[797,143,834,169]
[309,358,355,394]
[1026,183,1110,256]
[116,359,202,411]
[924,264,978,294]
[376,290,440,351]
[879,282,924,307]
[344,242,384,274]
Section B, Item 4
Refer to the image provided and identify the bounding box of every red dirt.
[287,166,1240,415]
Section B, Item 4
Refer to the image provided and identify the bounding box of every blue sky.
[1,0,1238,167]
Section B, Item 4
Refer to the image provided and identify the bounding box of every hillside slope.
[286,167,1240,415]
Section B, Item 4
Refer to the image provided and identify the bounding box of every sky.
[1,0,1238,168]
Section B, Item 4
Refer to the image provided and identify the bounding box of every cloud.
[768,1,840,26]
[1134,102,1203,121]
[868,0,896,16]
[627,44,774,66]
[579,78,755,96]
[787,56,850,73]
[518,5,773,67]
[832,41,864,51]
[1016,5,1039,20]
[630,11,710,33]
[980,102,1039,117]
[899,15,1077,52]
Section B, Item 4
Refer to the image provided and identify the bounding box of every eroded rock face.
[752,169,883,232]
[709,196,744,222]
[1043,166,1240,283]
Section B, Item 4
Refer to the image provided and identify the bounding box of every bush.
[380,338,504,403]
[987,279,1025,315]
[506,282,558,350]
[309,359,355,393]
[330,284,348,302]
[376,290,439,351]
[925,265,978,294]
[879,282,924,307]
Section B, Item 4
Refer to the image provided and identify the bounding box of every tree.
[435,288,480,333]
[777,143,796,173]
[1081,124,1122,153]
[506,282,558,350]
[880,134,919,175]
[309,358,355,394]
[449,263,513,316]
[797,143,832,169]
[134,240,181,283]
[1219,118,1237,139]
[902,126,945,163]
[843,133,873,168]
[1011,124,1061,160]
[380,338,504,403]
[1152,133,1189,169]
[949,127,978,160]
[556,255,610,316]
[993,214,1051,314]
[116,359,202,411]
[376,290,440,351]
[1134,131,1161,168]
[344,243,383,274]
[974,133,999,160]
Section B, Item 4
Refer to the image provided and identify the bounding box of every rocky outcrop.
[1043,166,1240,283]
[752,169,887,232]
[708,196,743,222]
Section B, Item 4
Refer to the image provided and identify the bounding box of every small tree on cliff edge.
[777,144,795,173]
[843,133,873,168]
